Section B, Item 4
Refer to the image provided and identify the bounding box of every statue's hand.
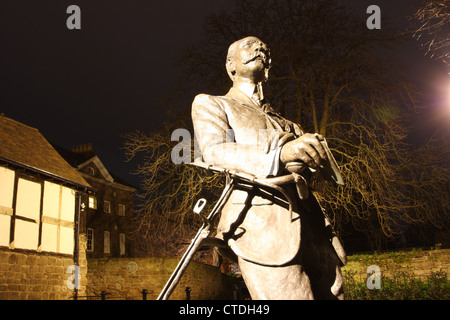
[280,133,327,171]
[276,132,296,147]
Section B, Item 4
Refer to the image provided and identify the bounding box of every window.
[14,178,41,250]
[104,231,110,254]
[120,233,126,255]
[118,204,126,216]
[86,228,94,252]
[104,200,111,213]
[3,177,77,254]
[0,167,14,247]
[88,167,95,176]
[88,196,97,209]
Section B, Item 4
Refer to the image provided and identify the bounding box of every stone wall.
[342,248,450,282]
[86,257,238,300]
[0,234,88,300]
[0,231,236,300]
[3,237,448,300]
[0,248,85,299]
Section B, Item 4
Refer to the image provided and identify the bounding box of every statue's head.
[226,36,271,84]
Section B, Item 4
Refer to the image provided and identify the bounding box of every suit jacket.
[192,87,322,266]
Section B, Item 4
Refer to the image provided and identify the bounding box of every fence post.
[142,289,148,300]
[185,287,191,300]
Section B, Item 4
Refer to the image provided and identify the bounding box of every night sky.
[1,0,448,188]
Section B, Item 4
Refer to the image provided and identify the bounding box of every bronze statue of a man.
[192,36,346,299]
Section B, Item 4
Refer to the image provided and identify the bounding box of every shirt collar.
[234,82,257,100]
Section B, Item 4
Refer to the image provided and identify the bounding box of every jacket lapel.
[225,87,260,109]
[223,86,305,137]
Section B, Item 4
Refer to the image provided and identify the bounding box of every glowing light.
[442,78,450,114]
[432,76,450,112]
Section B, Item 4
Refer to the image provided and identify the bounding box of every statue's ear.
[226,58,235,78]
[264,54,271,82]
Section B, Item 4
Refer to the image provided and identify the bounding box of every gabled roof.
[77,155,115,183]
[0,115,91,189]
[52,144,137,190]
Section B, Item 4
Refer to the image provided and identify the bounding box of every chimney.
[72,143,94,155]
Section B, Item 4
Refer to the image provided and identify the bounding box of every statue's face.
[227,37,271,83]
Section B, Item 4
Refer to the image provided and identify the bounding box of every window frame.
[119,233,126,255]
[104,200,111,213]
[118,203,126,216]
[104,230,110,254]
[86,228,94,252]
[88,196,97,209]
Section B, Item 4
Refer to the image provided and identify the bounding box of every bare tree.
[410,0,450,68]
[123,118,224,256]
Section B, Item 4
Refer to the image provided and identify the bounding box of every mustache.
[243,51,269,65]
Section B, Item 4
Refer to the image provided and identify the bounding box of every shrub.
[343,270,450,300]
